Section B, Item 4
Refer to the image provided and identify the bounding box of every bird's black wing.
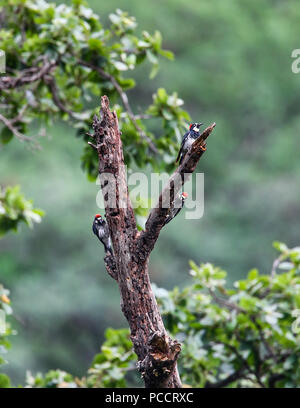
[92,222,98,236]
[164,195,185,225]
[164,207,181,225]
[175,147,182,164]
[176,131,189,163]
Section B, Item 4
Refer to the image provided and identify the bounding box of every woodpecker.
[176,123,204,165]
[92,214,113,255]
[164,192,188,225]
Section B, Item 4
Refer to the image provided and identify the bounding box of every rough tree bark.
[88,95,215,388]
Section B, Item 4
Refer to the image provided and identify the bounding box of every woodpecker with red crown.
[176,123,204,165]
[92,214,113,255]
[164,192,188,225]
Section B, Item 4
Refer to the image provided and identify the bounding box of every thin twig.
[44,75,80,119]
[88,141,98,150]
[0,112,38,145]
[260,254,286,298]
[208,287,245,313]
[205,368,246,388]
[271,254,284,278]
[134,113,152,120]
[222,342,266,388]
[250,316,276,360]
[10,103,28,124]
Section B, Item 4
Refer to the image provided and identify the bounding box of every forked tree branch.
[89,95,215,388]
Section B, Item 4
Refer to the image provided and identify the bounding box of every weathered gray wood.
[90,95,215,388]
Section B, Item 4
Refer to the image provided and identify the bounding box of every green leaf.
[88,38,103,51]
[247,269,259,280]
[156,88,168,103]
[112,61,128,71]
[0,128,13,144]
[162,108,173,120]
[118,77,136,90]
[159,49,174,60]
[273,241,288,253]
[0,374,11,388]
[146,49,158,65]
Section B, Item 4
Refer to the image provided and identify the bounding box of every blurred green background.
[1,0,300,384]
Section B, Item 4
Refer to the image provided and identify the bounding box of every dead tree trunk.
[88,95,215,388]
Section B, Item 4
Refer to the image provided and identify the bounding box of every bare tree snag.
[89,95,216,388]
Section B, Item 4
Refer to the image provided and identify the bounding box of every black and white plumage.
[92,214,113,255]
[176,123,204,165]
[164,192,188,225]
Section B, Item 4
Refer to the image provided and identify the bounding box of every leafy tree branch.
[0,1,188,177]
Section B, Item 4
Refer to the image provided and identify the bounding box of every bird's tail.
[105,243,114,256]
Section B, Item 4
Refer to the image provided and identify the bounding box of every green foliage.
[0,0,188,179]
[21,243,300,388]
[25,369,77,388]
[0,185,44,237]
[0,373,11,388]
[25,328,136,388]
[154,243,300,387]
[86,328,136,388]
[0,284,14,370]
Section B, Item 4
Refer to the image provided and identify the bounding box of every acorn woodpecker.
[176,123,204,165]
[92,214,113,255]
[164,192,188,225]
